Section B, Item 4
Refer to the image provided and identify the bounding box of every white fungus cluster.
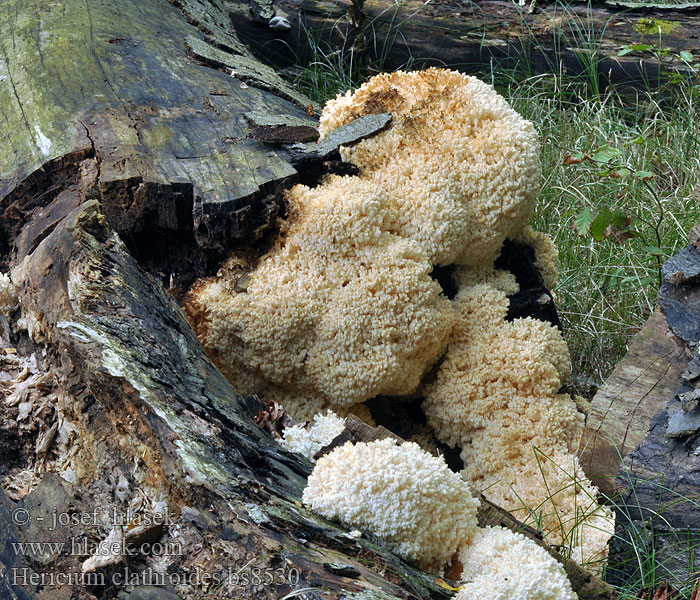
[303,440,577,600]
[303,439,480,574]
[423,280,613,567]
[277,411,346,461]
[188,176,454,412]
[187,68,539,416]
[188,68,612,571]
[456,527,576,600]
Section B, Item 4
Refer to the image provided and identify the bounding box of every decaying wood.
[497,240,561,328]
[578,310,689,497]
[284,113,393,165]
[325,417,616,600]
[230,0,700,91]
[2,200,453,599]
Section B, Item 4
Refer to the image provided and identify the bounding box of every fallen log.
[0,0,316,282]
[229,0,700,92]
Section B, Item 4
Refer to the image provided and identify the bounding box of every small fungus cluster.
[304,438,480,574]
[186,68,614,585]
[303,438,576,599]
[277,410,346,461]
[0,272,17,316]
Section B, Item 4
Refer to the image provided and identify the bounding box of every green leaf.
[619,43,655,56]
[680,50,694,63]
[634,170,654,179]
[632,136,646,145]
[591,206,613,241]
[591,147,620,164]
[643,245,665,256]
[575,207,594,236]
[631,43,655,52]
[621,275,653,286]
[612,208,628,228]
[615,167,631,178]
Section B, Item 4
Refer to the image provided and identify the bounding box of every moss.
[634,18,680,35]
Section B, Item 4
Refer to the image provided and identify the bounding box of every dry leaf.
[435,578,461,592]
[604,216,634,243]
[256,401,294,438]
[563,154,584,165]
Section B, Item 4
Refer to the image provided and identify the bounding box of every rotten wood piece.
[578,310,688,497]
[608,243,700,588]
[283,112,393,165]
[497,239,561,328]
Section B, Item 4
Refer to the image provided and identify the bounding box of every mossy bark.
[0,0,314,257]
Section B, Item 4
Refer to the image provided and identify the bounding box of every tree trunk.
[0,0,314,272]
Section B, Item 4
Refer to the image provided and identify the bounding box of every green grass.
[499,73,700,392]
[605,460,700,598]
